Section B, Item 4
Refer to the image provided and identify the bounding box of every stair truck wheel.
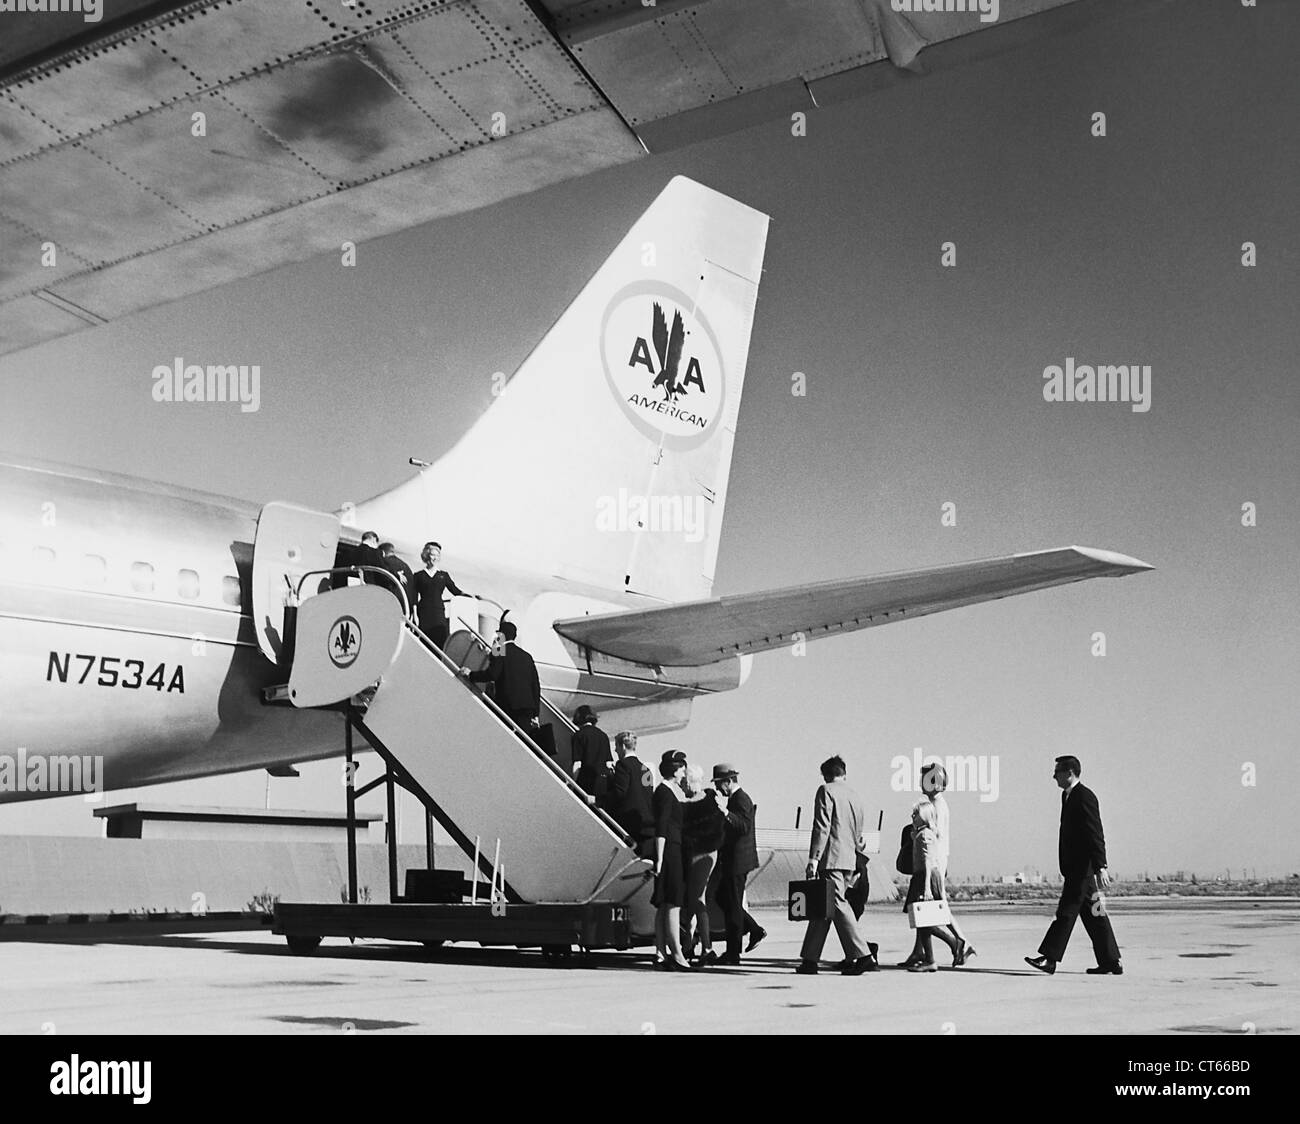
[286,935,322,956]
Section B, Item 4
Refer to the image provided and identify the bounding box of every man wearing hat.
[713,764,759,965]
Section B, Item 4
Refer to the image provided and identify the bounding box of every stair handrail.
[399,620,636,847]
[451,619,580,736]
[293,565,410,621]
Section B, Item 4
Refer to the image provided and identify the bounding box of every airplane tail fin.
[360,177,769,603]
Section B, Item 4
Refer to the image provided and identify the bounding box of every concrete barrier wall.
[0,837,896,915]
[0,837,475,915]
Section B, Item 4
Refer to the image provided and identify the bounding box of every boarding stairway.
[252,502,656,946]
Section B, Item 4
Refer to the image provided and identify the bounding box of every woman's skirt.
[652,842,686,908]
[903,864,947,913]
[685,849,718,912]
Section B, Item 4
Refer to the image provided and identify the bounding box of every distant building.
[1000,871,1044,885]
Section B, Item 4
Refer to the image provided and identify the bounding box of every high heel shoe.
[953,940,977,967]
[896,954,926,968]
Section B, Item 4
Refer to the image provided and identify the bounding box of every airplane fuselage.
[0,456,745,803]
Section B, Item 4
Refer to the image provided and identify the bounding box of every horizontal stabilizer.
[552,546,1153,667]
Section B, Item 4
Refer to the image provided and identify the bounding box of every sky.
[1,0,1296,878]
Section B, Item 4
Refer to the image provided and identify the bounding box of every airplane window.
[131,561,155,593]
[221,575,241,607]
[82,554,107,587]
[178,569,200,599]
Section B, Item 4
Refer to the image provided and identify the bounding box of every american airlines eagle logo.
[327,615,362,669]
[601,285,724,448]
[628,303,707,403]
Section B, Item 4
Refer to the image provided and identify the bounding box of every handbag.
[908,898,953,929]
[895,823,914,874]
[787,877,835,922]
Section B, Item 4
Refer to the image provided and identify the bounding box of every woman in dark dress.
[570,705,612,803]
[652,749,691,970]
[410,541,470,650]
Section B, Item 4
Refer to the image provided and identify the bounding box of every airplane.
[0,175,1152,805]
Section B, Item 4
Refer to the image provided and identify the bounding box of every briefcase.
[908,899,953,929]
[531,721,556,757]
[788,878,835,922]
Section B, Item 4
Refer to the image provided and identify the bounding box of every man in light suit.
[796,756,879,976]
[1025,755,1122,975]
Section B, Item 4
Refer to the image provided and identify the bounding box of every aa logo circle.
[328,615,362,668]
[601,282,725,449]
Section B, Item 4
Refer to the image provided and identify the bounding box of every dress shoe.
[843,955,878,975]
[795,961,819,975]
[953,940,977,967]
[1086,962,1123,975]
[697,949,719,966]
[897,955,926,968]
[908,960,938,973]
[1024,955,1056,975]
[745,926,768,953]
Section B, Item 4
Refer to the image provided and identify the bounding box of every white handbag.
[908,899,953,929]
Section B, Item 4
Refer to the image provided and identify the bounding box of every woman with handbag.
[900,763,976,971]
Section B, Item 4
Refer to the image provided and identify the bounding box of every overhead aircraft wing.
[552,546,1153,667]
[0,0,1162,358]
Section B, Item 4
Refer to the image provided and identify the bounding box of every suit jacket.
[356,543,386,583]
[471,642,540,716]
[609,755,654,842]
[1059,782,1108,877]
[380,555,414,610]
[808,779,865,873]
[718,787,758,876]
[571,725,612,773]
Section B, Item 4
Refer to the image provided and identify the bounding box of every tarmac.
[1,899,1295,1035]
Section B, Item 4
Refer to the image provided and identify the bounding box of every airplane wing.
[552,546,1153,666]
[0,0,1163,358]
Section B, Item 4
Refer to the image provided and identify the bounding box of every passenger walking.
[680,764,726,965]
[899,763,974,971]
[713,764,759,965]
[571,705,613,802]
[1025,756,1122,975]
[609,732,655,858]
[378,542,414,613]
[357,531,385,583]
[411,541,470,650]
[462,621,543,744]
[796,756,878,976]
[651,750,691,970]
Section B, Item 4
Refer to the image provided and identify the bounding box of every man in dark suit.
[713,764,759,965]
[1026,755,1122,975]
[461,621,542,745]
[608,731,654,857]
[378,542,414,615]
[356,531,385,583]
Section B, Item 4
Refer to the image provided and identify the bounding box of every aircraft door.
[443,596,500,670]
[252,502,341,665]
